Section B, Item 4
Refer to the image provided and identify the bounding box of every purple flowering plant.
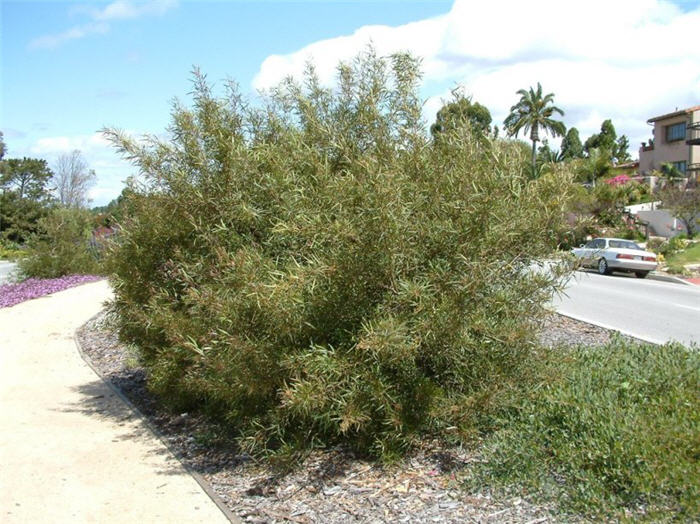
[0,275,103,309]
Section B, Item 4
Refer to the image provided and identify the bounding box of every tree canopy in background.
[0,136,99,245]
[504,82,565,177]
[584,119,617,154]
[584,119,631,164]
[430,94,492,140]
[560,127,584,160]
[0,157,54,243]
[1,157,53,201]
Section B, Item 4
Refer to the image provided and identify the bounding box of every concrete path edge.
[73,313,241,524]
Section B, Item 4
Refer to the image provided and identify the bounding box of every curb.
[576,268,694,286]
[648,273,694,286]
[74,313,242,524]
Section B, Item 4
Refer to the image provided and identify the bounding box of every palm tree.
[504,83,565,177]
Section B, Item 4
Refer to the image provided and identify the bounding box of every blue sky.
[2,0,699,206]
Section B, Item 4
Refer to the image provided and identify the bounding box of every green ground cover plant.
[104,50,575,459]
[463,339,699,520]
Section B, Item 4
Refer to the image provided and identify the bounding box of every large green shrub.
[105,50,575,457]
[19,207,103,278]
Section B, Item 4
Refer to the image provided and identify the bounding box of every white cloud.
[253,15,450,90]
[29,22,109,50]
[29,0,178,50]
[92,0,178,21]
[253,0,700,159]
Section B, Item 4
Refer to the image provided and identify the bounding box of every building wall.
[636,209,688,238]
[638,109,700,176]
[691,109,700,167]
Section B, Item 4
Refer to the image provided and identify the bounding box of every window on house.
[666,122,686,142]
[671,161,687,174]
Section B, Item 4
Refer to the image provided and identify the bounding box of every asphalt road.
[552,270,700,346]
[0,261,17,285]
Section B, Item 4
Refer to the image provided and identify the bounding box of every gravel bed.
[76,312,618,523]
[536,312,633,347]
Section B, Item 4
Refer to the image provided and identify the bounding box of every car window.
[584,240,596,248]
[609,240,641,250]
[589,239,604,249]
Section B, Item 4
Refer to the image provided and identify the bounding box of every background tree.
[0,131,6,160]
[0,157,54,242]
[1,157,53,200]
[560,127,584,160]
[53,150,96,208]
[584,119,630,164]
[660,184,699,237]
[431,94,492,140]
[504,82,565,177]
[584,119,617,154]
[615,135,631,163]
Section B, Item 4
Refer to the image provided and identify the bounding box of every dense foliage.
[584,119,631,164]
[559,127,584,160]
[463,339,699,520]
[105,51,574,458]
[0,157,54,243]
[430,94,492,140]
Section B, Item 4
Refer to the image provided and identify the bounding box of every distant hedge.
[105,49,575,458]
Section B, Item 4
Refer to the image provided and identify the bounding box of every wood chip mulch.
[76,312,613,523]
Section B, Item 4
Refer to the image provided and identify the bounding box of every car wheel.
[598,258,610,275]
[635,271,649,279]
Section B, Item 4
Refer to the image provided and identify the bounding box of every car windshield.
[609,240,642,250]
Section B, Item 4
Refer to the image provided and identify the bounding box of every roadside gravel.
[76,312,619,523]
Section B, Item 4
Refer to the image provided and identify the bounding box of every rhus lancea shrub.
[104,49,575,459]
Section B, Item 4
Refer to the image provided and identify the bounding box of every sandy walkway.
[0,280,232,523]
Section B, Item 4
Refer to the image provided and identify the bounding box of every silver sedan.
[571,237,658,278]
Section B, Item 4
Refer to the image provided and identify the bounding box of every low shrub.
[105,50,575,458]
[19,207,104,279]
[463,339,699,520]
[645,237,666,254]
[649,235,693,260]
[0,238,24,261]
